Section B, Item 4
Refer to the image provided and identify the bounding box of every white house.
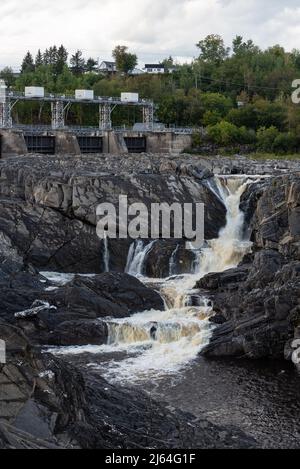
[144,64,165,74]
[99,61,117,73]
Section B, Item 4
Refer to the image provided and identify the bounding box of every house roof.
[144,64,165,69]
[99,61,116,68]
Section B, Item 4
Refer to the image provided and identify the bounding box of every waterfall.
[107,308,210,346]
[103,303,214,382]
[193,176,253,275]
[53,176,259,383]
[102,175,255,381]
[204,178,224,202]
[169,244,180,276]
[125,240,155,276]
[103,234,110,273]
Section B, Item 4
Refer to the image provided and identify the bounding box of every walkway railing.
[13,124,201,135]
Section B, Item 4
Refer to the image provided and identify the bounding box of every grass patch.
[249,152,300,161]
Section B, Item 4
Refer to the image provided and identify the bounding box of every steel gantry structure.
[0,86,154,131]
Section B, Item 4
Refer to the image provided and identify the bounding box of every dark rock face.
[0,200,102,273]
[199,174,300,359]
[145,239,196,278]
[0,154,226,274]
[51,320,108,347]
[0,256,163,346]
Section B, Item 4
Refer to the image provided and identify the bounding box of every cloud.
[1,0,300,70]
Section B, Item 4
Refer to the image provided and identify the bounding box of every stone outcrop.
[0,256,163,346]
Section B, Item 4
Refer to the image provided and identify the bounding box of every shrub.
[207,121,254,146]
[192,131,202,147]
[256,126,279,152]
[238,126,256,144]
[202,110,222,126]
[272,132,298,155]
[200,92,233,116]
[207,121,239,145]
[226,105,258,129]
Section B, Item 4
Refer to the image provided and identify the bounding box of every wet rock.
[0,255,163,346]
[51,320,108,346]
[145,240,195,278]
[201,252,300,359]
[209,314,227,325]
[0,199,102,274]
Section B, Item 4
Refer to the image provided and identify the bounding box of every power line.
[194,73,293,92]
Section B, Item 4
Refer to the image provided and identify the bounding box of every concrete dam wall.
[0,129,192,157]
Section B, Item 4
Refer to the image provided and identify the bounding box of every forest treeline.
[2,35,300,153]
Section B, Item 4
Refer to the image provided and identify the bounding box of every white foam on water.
[41,272,75,285]
[40,272,96,286]
[45,342,150,356]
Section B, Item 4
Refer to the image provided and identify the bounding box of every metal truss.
[0,85,155,132]
[51,101,66,129]
[0,101,13,128]
[143,105,154,130]
[99,103,113,130]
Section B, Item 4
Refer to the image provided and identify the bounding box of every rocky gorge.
[1,152,300,449]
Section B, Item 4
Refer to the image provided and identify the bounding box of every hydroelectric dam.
[0,82,193,157]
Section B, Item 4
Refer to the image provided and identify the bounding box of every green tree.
[201,92,233,116]
[55,45,68,75]
[256,126,279,151]
[272,132,298,154]
[55,66,78,92]
[232,36,260,56]
[112,45,138,74]
[207,120,254,146]
[21,52,35,73]
[70,50,85,75]
[0,67,15,88]
[43,48,50,65]
[86,57,98,72]
[202,110,222,126]
[35,49,43,67]
[196,34,229,64]
[162,56,174,71]
[207,121,239,145]
[254,98,287,130]
[226,105,258,129]
[48,46,58,65]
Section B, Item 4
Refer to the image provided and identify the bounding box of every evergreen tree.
[35,49,43,67]
[70,50,85,75]
[21,51,35,73]
[86,57,98,72]
[53,45,68,75]
[48,46,58,65]
[43,48,50,65]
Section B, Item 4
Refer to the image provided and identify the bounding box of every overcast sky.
[1,0,300,70]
